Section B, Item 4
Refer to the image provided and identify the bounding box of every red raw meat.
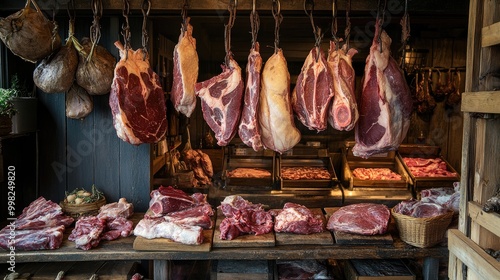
[15,196,74,230]
[164,204,214,229]
[394,200,450,218]
[195,55,244,146]
[100,217,134,241]
[0,225,65,251]
[327,203,390,235]
[171,18,199,117]
[218,195,273,240]
[292,46,334,131]
[68,216,107,250]
[327,41,359,131]
[109,41,167,145]
[273,203,324,234]
[147,186,195,217]
[238,43,264,151]
[353,20,413,158]
[97,197,134,220]
[403,157,457,177]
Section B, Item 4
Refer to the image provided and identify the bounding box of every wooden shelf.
[468,201,500,237]
[448,229,500,279]
[461,91,500,114]
[482,21,500,47]
[152,154,167,175]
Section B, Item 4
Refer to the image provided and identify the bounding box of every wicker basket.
[391,207,453,248]
[60,197,106,220]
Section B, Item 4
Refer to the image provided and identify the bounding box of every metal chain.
[141,0,151,60]
[305,0,322,60]
[121,0,131,56]
[331,0,338,42]
[250,0,259,49]
[345,0,351,49]
[181,0,189,32]
[272,0,282,53]
[376,0,387,52]
[224,0,237,64]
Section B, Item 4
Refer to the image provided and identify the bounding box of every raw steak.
[273,203,324,234]
[171,18,199,117]
[14,196,74,230]
[164,204,214,229]
[259,49,301,153]
[327,41,359,131]
[402,157,457,177]
[109,41,167,145]
[147,186,195,218]
[292,46,334,131]
[352,168,402,180]
[326,203,390,235]
[0,225,65,251]
[218,195,273,240]
[97,197,134,220]
[227,167,271,178]
[238,43,264,151]
[353,20,413,158]
[394,200,449,218]
[100,217,134,241]
[68,216,107,250]
[134,218,204,245]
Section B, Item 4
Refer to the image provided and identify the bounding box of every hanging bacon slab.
[353,20,412,158]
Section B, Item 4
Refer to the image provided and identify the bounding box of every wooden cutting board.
[274,208,334,246]
[133,228,213,252]
[212,209,275,248]
[324,207,393,245]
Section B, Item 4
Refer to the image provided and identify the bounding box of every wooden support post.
[154,260,170,280]
[422,257,439,280]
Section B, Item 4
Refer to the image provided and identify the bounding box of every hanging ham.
[327,41,359,131]
[291,46,334,132]
[171,18,199,118]
[353,20,413,158]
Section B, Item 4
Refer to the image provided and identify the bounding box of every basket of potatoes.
[60,184,106,219]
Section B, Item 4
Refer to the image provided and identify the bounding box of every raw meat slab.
[133,228,213,252]
[212,209,275,248]
[274,208,333,245]
[324,207,393,245]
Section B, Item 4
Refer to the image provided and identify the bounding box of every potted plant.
[10,74,37,134]
[0,87,16,136]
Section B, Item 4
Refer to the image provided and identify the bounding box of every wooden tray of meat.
[324,207,394,245]
[212,209,275,248]
[278,157,338,190]
[397,144,460,191]
[273,208,334,246]
[133,228,214,252]
[342,148,410,190]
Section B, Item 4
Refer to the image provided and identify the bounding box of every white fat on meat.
[134,218,204,245]
[259,49,301,153]
[171,18,199,117]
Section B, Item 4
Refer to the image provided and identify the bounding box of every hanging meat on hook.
[416,70,436,115]
[195,1,243,146]
[353,19,413,158]
[258,0,301,153]
[238,7,264,151]
[432,69,447,102]
[446,69,461,106]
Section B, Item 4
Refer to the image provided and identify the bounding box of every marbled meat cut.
[68,216,107,250]
[327,203,390,235]
[352,168,402,180]
[327,41,359,131]
[420,185,460,213]
[218,195,273,240]
[109,41,167,145]
[238,43,264,151]
[171,18,199,117]
[195,56,244,146]
[273,203,324,234]
[259,49,301,153]
[14,196,74,230]
[0,225,66,251]
[394,200,449,218]
[281,166,330,180]
[97,197,134,220]
[353,20,412,158]
[164,204,214,229]
[100,217,134,241]
[134,218,204,245]
[402,157,457,177]
[147,186,195,218]
[227,167,271,178]
[292,46,334,131]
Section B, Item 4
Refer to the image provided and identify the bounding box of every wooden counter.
[0,213,449,280]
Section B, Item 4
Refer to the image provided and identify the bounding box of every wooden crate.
[343,259,415,280]
[211,260,274,280]
[449,0,500,279]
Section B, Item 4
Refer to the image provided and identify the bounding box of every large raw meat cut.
[0,225,65,251]
[259,49,301,153]
[109,41,167,145]
[100,217,134,241]
[292,46,334,131]
[394,200,449,218]
[164,204,214,229]
[238,43,264,151]
[273,203,324,234]
[14,196,74,230]
[97,197,134,220]
[353,20,413,158]
[68,216,107,250]
[327,41,359,131]
[147,186,195,218]
[171,18,199,117]
[195,56,244,146]
[326,203,390,235]
[134,218,204,245]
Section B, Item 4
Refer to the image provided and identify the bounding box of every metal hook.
[252,0,256,15]
[272,0,280,18]
[304,0,314,18]
[142,0,151,17]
